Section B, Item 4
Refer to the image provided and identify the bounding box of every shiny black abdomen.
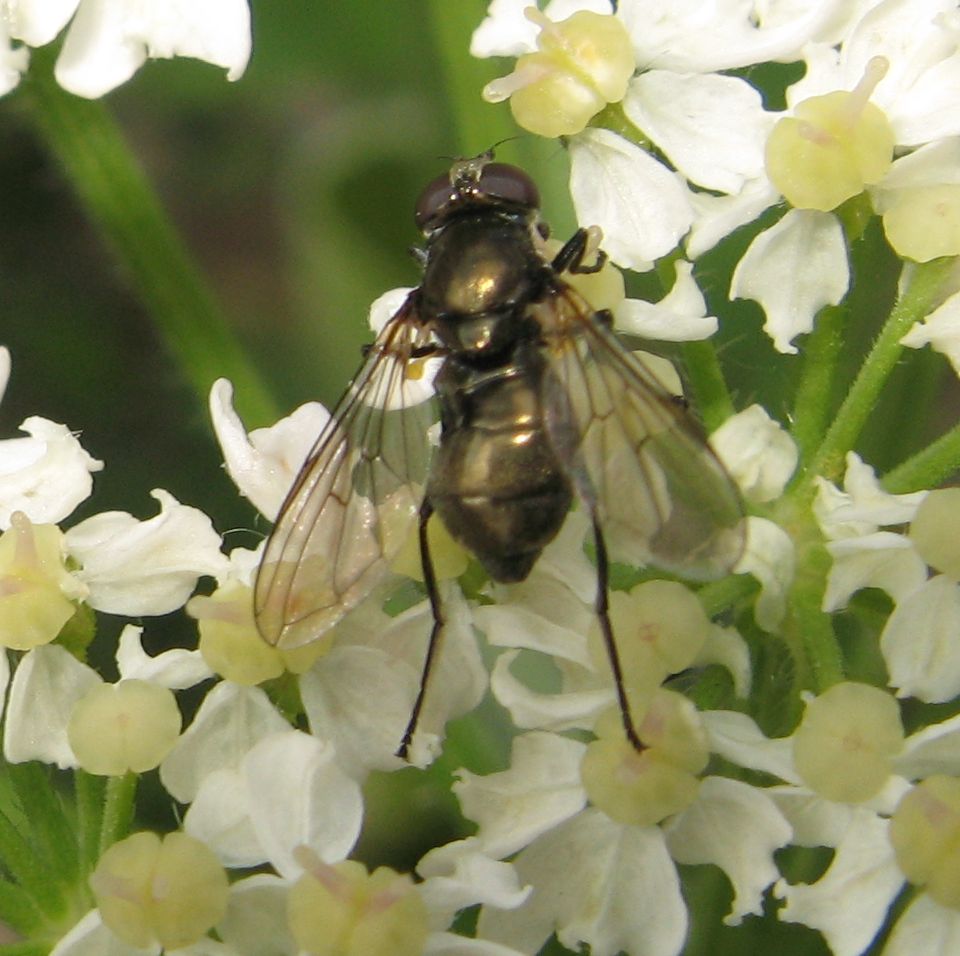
[427,350,572,582]
[423,212,572,583]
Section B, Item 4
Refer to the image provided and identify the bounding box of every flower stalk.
[21,47,278,427]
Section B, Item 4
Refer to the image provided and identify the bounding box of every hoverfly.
[255,152,745,759]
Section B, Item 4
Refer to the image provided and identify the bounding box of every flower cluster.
[3,1,960,955]
[0,0,251,98]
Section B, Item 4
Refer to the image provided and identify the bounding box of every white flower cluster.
[0,0,251,98]
[474,0,960,356]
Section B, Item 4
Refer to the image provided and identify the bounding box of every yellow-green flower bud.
[483,8,634,138]
[588,579,711,700]
[882,184,960,262]
[188,580,326,682]
[793,681,904,803]
[581,693,709,827]
[90,831,229,950]
[390,512,469,583]
[68,679,181,775]
[909,488,960,578]
[766,57,894,211]
[890,775,960,909]
[543,229,625,311]
[288,851,429,956]
[0,512,77,650]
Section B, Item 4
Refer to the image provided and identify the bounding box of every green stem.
[680,339,736,432]
[803,257,959,486]
[790,305,846,461]
[21,52,279,427]
[98,774,137,858]
[883,421,960,494]
[74,772,105,877]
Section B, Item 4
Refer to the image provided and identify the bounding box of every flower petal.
[4,645,100,768]
[881,575,960,703]
[701,710,799,782]
[730,209,849,354]
[477,809,686,956]
[710,404,798,503]
[244,730,363,879]
[115,624,213,688]
[901,287,960,377]
[209,378,328,522]
[0,417,102,528]
[65,489,228,615]
[824,532,928,611]
[614,261,718,342]
[733,517,796,631]
[666,776,791,923]
[775,809,904,956]
[454,732,587,859]
[417,838,530,931]
[159,682,289,803]
[55,0,252,98]
[624,71,771,193]
[569,127,694,271]
[884,892,960,955]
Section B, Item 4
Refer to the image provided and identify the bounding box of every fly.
[255,152,745,759]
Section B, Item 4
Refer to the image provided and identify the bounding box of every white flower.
[3,0,252,98]
[732,1,960,348]
[456,730,791,956]
[901,279,960,374]
[613,260,718,341]
[729,209,850,354]
[209,378,328,522]
[64,488,229,615]
[3,625,208,767]
[568,127,695,271]
[711,404,799,503]
[300,583,486,773]
[0,416,103,529]
[814,453,929,612]
[706,703,960,956]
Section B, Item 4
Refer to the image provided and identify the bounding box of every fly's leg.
[592,513,645,752]
[396,499,446,760]
[552,226,607,275]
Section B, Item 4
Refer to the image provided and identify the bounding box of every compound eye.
[414,173,455,231]
[477,163,540,211]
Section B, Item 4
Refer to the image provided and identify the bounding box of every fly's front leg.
[591,512,645,752]
[552,225,607,275]
[396,499,446,760]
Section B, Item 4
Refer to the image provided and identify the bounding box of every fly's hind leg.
[396,499,446,760]
[591,512,645,752]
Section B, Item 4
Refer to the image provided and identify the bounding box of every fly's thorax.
[421,212,547,354]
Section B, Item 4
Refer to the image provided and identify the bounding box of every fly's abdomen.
[428,359,572,583]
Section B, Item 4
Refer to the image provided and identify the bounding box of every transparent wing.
[255,295,439,648]
[541,287,745,580]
